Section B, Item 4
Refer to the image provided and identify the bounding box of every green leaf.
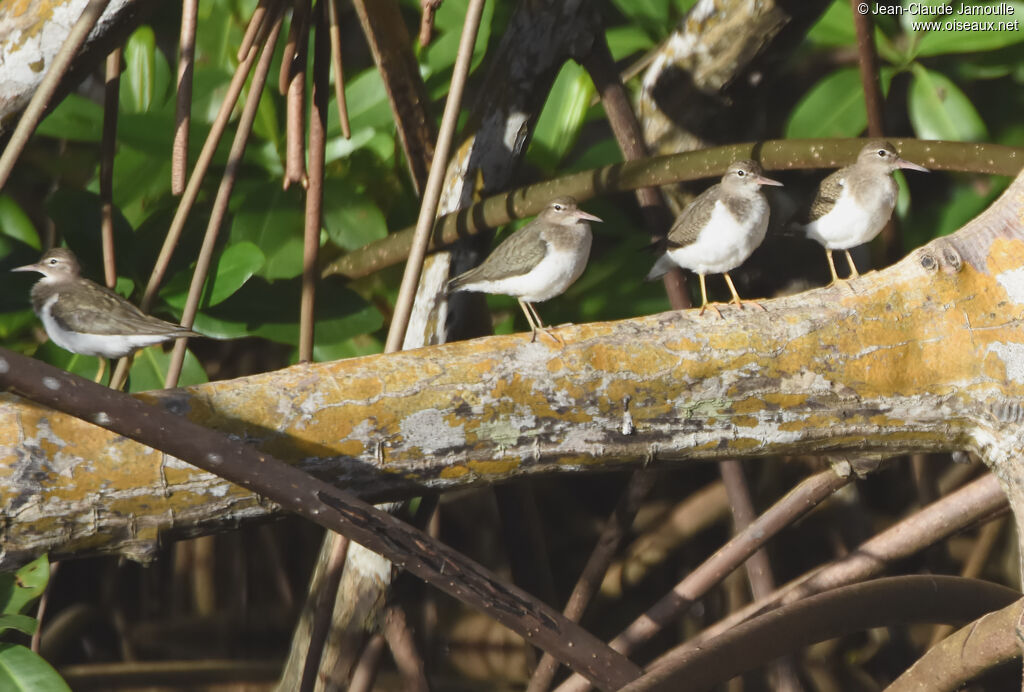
[192,277,382,349]
[528,61,597,172]
[0,555,49,616]
[605,25,655,60]
[0,197,39,250]
[342,69,393,131]
[35,94,103,142]
[0,643,71,692]
[324,128,392,163]
[121,26,156,114]
[786,67,894,139]
[228,182,305,280]
[913,2,1024,57]
[608,0,670,26]
[127,346,209,392]
[806,1,857,46]
[908,64,988,141]
[0,615,37,637]
[162,242,265,311]
[322,182,387,251]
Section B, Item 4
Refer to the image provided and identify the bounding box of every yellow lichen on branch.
[2,171,1024,567]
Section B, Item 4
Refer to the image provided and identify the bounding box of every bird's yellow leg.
[723,272,765,313]
[697,274,722,319]
[519,299,561,345]
[844,250,860,279]
[825,250,840,285]
[93,358,107,384]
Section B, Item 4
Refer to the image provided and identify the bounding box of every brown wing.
[51,280,198,336]
[448,222,549,288]
[807,166,849,222]
[665,184,721,249]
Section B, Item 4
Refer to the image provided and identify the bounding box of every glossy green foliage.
[0,557,70,692]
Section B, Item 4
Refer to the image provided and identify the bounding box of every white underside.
[455,243,590,303]
[39,294,179,359]
[659,200,768,276]
[804,188,895,250]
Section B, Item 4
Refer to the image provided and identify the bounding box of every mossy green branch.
[323,138,1023,280]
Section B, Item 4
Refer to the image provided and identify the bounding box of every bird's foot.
[698,303,724,319]
[531,326,564,346]
[734,299,767,313]
[828,278,857,295]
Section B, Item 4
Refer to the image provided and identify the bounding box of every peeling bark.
[3,170,1024,568]
[0,0,155,132]
[637,0,830,155]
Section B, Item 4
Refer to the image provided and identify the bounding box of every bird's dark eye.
[48,258,58,265]
[877,149,888,157]
[553,204,563,211]
[736,170,746,177]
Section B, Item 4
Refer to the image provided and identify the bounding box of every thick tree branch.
[3,168,1024,568]
[0,347,639,690]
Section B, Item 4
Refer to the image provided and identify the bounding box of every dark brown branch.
[674,474,1008,656]
[888,596,1024,692]
[0,348,640,690]
[619,576,1020,692]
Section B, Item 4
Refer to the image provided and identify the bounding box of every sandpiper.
[647,160,782,317]
[13,247,201,381]
[446,197,600,343]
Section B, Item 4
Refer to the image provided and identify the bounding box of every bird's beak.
[754,174,784,187]
[896,157,929,173]
[574,210,603,223]
[11,262,40,273]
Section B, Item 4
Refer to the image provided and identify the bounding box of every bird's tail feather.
[644,254,674,282]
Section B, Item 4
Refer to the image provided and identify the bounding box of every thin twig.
[110,0,286,390]
[528,470,659,692]
[298,0,329,363]
[382,605,429,692]
[418,0,443,46]
[555,470,850,692]
[173,0,199,196]
[674,474,1008,658]
[164,5,287,388]
[327,0,351,139]
[347,633,386,692]
[718,459,801,692]
[30,561,60,654]
[850,0,900,265]
[283,0,311,189]
[0,0,113,190]
[580,33,690,310]
[384,0,487,351]
[100,48,122,289]
[238,0,272,61]
[298,536,350,692]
